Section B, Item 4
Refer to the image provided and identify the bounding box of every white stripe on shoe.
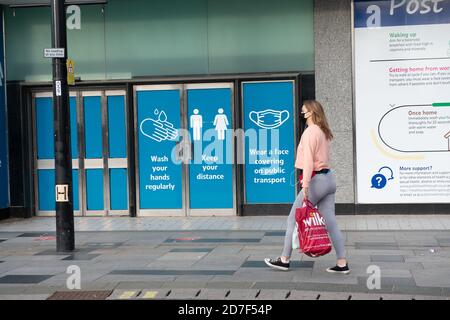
[264,258,289,271]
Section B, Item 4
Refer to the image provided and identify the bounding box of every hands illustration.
[140,110,178,142]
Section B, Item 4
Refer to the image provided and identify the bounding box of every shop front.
[23,74,307,217]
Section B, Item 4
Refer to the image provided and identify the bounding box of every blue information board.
[137,89,183,210]
[0,8,8,209]
[243,81,296,204]
[187,87,233,209]
[354,0,450,28]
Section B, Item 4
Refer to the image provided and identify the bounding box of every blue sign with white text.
[187,87,233,209]
[354,0,450,28]
[243,81,296,204]
[0,8,9,209]
[137,89,183,210]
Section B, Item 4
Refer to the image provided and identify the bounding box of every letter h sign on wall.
[56,184,69,202]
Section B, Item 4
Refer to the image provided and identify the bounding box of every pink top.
[294,124,331,187]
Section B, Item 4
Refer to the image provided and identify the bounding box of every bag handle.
[302,199,315,208]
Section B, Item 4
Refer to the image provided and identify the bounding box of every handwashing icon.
[249,109,290,130]
[140,109,178,142]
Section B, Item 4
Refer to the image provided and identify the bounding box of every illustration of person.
[190,109,203,141]
[213,108,229,141]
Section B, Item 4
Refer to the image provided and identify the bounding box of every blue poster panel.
[137,89,183,209]
[243,81,296,204]
[37,169,79,211]
[0,9,7,209]
[36,96,78,160]
[86,169,104,211]
[36,97,54,160]
[110,168,128,210]
[84,96,103,159]
[187,87,233,209]
[107,95,127,158]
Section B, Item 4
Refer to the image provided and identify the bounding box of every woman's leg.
[280,174,326,260]
[281,190,304,259]
[316,192,346,260]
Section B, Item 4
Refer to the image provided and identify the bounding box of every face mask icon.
[249,109,290,129]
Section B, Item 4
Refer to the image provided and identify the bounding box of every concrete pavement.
[0,215,450,300]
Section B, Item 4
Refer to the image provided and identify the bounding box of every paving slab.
[255,289,291,300]
[157,252,209,261]
[0,286,29,294]
[316,292,352,300]
[162,281,209,289]
[412,269,450,287]
[357,276,416,288]
[392,285,445,297]
[107,289,141,300]
[174,275,215,282]
[137,289,171,300]
[225,289,260,300]
[379,294,415,300]
[0,275,54,284]
[205,281,254,289]
[285,290,320,300]
[252,282,298,290]
[413,295,449,300]
[195,288,229,300]
[0,294,51,300]
[348,292,382,300]
[164,288,203,300]
[370,255,405,262]
[113,281,164,290]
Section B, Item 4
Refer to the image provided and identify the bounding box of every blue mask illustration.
[249,109,290,129]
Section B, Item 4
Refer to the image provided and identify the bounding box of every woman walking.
[264,100,350,274]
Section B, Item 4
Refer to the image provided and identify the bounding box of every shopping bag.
[292,222,300,249]
[295,199,332,257]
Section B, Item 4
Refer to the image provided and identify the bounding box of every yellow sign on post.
[67,58,75,85]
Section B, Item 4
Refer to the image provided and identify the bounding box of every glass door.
[33,89,129,217]
[135,85,185,216]
[185,83,236,216]
[81,90,129,216]
[33,92,81,216]
[134,83,236,217]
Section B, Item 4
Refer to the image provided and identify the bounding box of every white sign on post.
[55,184,69,202]
[44,48,65,58]
[55,81,62,97]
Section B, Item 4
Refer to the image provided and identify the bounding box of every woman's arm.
[301,130,319,189]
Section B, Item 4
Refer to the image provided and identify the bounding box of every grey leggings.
[282,170,346,259]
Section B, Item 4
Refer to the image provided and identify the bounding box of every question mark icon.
[376,176,382,186]
[371,174,387,189]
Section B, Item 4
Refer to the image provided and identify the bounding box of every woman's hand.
[303,187,309,201]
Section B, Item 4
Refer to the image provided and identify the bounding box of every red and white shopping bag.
[295,199,332,257]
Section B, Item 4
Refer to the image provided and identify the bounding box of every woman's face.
[301,105,311,119]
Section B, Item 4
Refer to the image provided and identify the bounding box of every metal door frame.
[81,90,106,216]
[32,91,82,217]
[134,84,186,217]
[184,82,236,217]
[105,90,130,216]
[32,89,130,217]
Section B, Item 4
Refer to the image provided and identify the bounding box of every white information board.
[353,0,450,204]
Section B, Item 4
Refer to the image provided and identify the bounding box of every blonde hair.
[303,100,334,140]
